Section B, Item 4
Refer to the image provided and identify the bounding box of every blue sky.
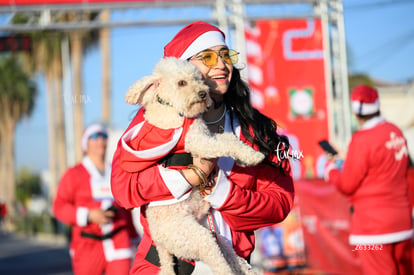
[14,0,414,172]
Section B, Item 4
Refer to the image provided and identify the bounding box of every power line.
[346,0,414,10]
[358,30,414,70]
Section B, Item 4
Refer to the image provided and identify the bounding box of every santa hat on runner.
[350,85,380,116]
[81,123,107,153]
[164,21,228,60]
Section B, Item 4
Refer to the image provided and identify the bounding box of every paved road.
[0,231,265,275]
[0,231,72,275]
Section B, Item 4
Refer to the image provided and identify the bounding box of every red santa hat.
[164,21,228,60]
[81,123,107,153]
[350,85,380,116]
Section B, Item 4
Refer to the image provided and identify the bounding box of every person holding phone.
[324,85,412,275]
[53,123,139,275]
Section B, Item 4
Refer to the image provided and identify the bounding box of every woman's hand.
[179,157,216,188]
[88,208,115,225]
[324,143,345,162]
[193,157,216,175]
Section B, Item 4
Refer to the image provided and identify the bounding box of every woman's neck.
[87,154,106,171]
[203,104,226,124]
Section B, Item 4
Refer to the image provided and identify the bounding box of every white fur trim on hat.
[81,123,107,152]
[180,31,227,60]
[351,98,380,116]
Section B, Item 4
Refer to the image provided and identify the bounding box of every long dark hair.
[224,68,290,173]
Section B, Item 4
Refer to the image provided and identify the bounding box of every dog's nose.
[198,91,207,99]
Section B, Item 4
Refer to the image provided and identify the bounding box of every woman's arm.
[206,163,294,231]
[327,135,367,195]
[111,140,217,209]
[53,169,88,227]
[111,146,180,209]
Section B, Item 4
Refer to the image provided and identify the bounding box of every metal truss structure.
[0,0,351,148]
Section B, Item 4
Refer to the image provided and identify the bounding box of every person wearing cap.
[324,85,412,274]
[53,123,139,275]
[111,21,294,274]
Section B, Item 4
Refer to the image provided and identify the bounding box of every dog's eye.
[178,80,187,87]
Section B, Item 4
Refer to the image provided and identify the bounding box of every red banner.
[257,178,362,274]
[0,0,191,5]
[295,179,362,274]
[245,19,329,180]
[246,19,363,274]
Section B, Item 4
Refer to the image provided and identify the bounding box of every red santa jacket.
[326,116,412,245]
[119,107,193,174]
[53,157,138,261]
[111,107,295,262]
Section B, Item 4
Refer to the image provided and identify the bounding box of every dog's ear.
[125,75,161,105]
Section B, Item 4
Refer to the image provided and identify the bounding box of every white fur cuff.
[77,207,89,227]
[205,170,230,209]
[159,166,192,199]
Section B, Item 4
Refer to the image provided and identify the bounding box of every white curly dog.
[124,57,263,275]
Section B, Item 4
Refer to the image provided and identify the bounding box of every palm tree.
[0,55,37,217]
[25,30,67,202]
[70,30,85,163]
[100,10,111,124]
[65,11,100,163]
[12,13,68,203]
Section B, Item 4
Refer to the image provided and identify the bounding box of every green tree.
[15,168,42,204]
[15,11,101,203]
[0,55,37,216]
[12,12,68,203]
[21,29,67,202]
[348,73,374,91]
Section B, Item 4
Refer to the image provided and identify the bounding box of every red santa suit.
[119,107,194,174]
[111,107,295,274]
[325,116,412,275]
[53,156,138,275]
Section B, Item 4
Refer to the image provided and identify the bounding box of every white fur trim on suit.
[207,209,233,248]
[76,207,89,227]
[147,167,192,207]
[82,156,113,201]
[100,222,133,261]
[360,116,385,130]
[148,192,191,207]
[349,229,413,245]
[158,166,192,200]
[351,99,380,116]
[102,238,133,261]
[206,169,231,209]
[180,31,227,60]
[121,121,183,159]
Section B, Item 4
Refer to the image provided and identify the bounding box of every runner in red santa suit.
[53,123,139,275]
[111,21,295,274]
[325,85,413,275]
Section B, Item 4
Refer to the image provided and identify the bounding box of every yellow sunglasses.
[191,49,239,68]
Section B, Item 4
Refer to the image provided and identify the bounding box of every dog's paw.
[234,146,265,167]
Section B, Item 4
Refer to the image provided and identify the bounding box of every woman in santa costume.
[111,21,295,274]
[53,123,139,275]
[325,85,412,275]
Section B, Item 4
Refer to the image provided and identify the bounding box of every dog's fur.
[125,57,263,275]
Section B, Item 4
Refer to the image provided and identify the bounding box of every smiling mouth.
[211,75,227,80]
